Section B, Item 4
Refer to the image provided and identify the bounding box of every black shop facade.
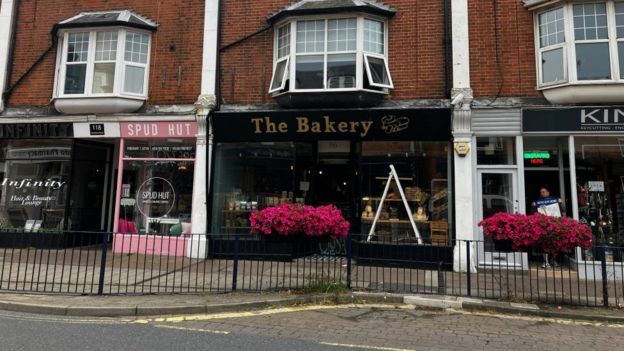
[210,108,454,248]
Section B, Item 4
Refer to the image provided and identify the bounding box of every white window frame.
[270,14,393,95]
[54,27,152,100]
[534,1,624,89]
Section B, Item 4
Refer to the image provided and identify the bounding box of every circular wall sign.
[135,177,176,219]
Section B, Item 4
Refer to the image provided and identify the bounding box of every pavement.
[0,290,623,324]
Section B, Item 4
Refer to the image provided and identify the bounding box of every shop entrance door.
[68,141,113,232]
[477,170,527,269]
[314,141,356,224]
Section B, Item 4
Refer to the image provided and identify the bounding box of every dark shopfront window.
[0,140,72,232]
[211,141,453,243]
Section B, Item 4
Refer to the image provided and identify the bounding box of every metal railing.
[0,231,622,307]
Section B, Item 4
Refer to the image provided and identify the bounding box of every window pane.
[66,32,89,62]
[64,64,87,94]
[95,31,118,61]
[576,43,611,80]
[616,2,624,38]
[620,42,624,79]
[366,56,390,86]
[477,137,516,165]
[277,25,290,58]
[327,18,356,52]
[124,65,145,94]
[327,54,356,89]
[364,19,384,54]
[295,55,324,89]
[296,20,325,53]
[538,8,565,48]
[541,47,564,83]
[125,32,149,64]
[270,59,288,91]
[573,3,608,40]
[92,63,115,94]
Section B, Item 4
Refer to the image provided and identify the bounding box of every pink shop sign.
[121,122,198,138]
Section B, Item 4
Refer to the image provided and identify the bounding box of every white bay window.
[532,1,624,103]
[270,16,393,95]
[59,29,150,98]
[52,10,156,114]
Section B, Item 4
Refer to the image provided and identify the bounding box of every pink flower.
[250,203,350,237]
[478,212,592,254]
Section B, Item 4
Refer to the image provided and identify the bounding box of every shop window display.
[119,141,195,236]
[575,137,624,261]
[360,142,452,245]
[0,140,72,232]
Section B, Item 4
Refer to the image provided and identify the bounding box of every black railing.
[0,231,622,307]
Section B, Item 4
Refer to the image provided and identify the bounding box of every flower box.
[352,240,453,270]
[209,235,320,261]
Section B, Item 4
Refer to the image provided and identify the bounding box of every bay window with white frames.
[56,29,151,100]
[269,16,393,95]
[533,1,624,103]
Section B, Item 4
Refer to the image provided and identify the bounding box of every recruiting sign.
[213,109,451,142]
[524,107,624,133]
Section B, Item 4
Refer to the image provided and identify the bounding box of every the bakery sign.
[214,109,451,142]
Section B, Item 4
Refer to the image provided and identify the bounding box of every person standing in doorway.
[532,186,564,268]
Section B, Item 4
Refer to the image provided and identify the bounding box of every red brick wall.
[220,0,448,105]
[469,0,540,98]
[7,0,204,107]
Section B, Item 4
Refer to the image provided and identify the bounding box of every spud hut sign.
[213,109,451,142]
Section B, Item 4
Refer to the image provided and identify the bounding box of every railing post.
[346,233,352,289]
[601,245,609,307]
[232,234,239,291]
[97,233,109,296]
[466,240,472,297]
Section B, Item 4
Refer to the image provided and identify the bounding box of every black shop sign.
[524,107,624,133]
[213,109,451,142]
[0,123,73,138]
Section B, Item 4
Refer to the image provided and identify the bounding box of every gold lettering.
[324,116,336,133]
[338,122,348,133]
[265,117,278,133]
[349,121,358,133]
[311,122,322,133]
[297,117,309,133]
[360,121,373,137]
[251,118,263,134]
[278,122,288,133]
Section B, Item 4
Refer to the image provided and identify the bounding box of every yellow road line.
[319,342,416,351]
[453,309,624,328]
[132,303,407,324]
[152,324,230,334]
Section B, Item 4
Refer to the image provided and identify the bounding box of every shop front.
[523,107,624,278]
[0,123,113,248]
[112,121,198,257]
[211,108,454,266]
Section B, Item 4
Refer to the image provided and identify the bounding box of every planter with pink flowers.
[210,203,350,261]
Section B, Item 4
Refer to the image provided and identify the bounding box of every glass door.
[477,169,527,268]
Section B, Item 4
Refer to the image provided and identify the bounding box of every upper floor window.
[52,11,157,114]
[536,1,624,86]
[59,29,151,98]
[269,16,393,95]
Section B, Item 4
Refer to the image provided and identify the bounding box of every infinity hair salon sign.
[524,107,624,133]
[213,109,451,142]
[1,178,66,207]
